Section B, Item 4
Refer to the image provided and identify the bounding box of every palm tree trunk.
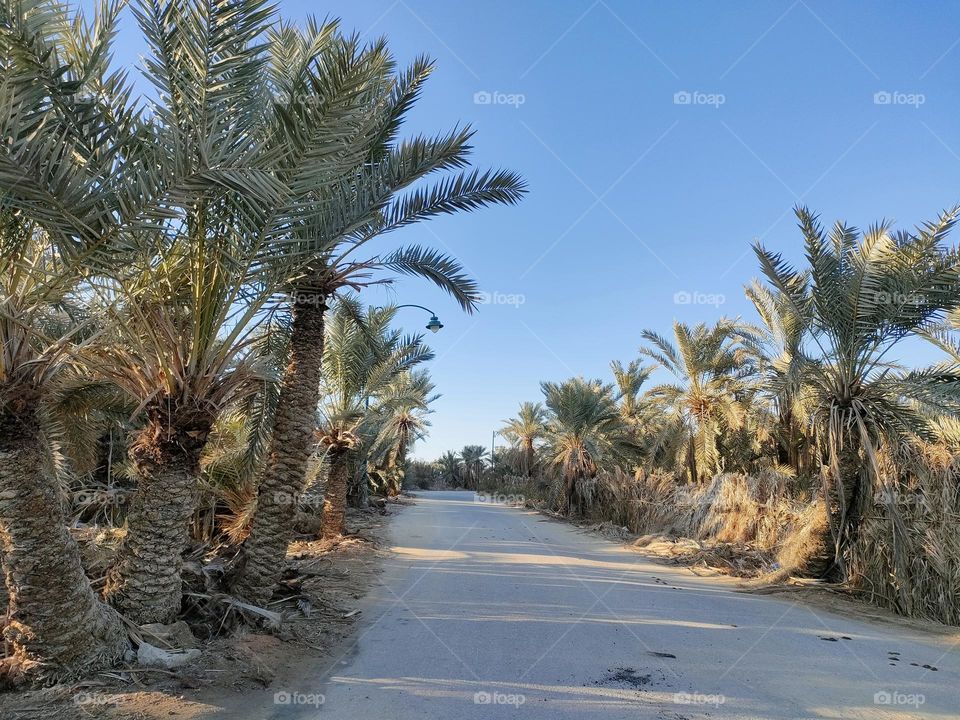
[346,450,368,508]
[523,439,534,477]
[798,441,865,580]
[231,297,326,604]
[685,438,698,484]
[103,409,209,624]
[322,448,349,539]
[0,402,127,683]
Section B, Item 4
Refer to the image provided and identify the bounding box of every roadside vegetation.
[0,0,524,684]
[431,210,960,626]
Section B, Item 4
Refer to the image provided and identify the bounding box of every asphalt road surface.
[268,490,959,719]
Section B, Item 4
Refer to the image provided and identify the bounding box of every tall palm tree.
[541,378,637,514]
[369,369,437,496]
[460,445,488,489]
[436,450,461,486]
[231,25,525,603]
[741,280,812,477]
[0,0,143,678]
[639,320,752,483]
[316,302,433,538]
[499,402,547,477]
[755,206,960,579]
[86,0,303,624]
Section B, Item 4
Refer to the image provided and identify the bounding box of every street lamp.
[389,304,443,333]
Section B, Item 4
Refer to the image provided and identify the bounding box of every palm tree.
[370,370,437,496]
[316,302,433,538]
[231,25,526,603]
[639,320,752,483]
[460,445,488,489]
[436,450,461,486]
[610,360,654,426]
[541,378,637,514]
[741,280,812,477]
[0,0,143,677]
[754,206,960,579]
[500,402,547,477]
[82,0,303,624]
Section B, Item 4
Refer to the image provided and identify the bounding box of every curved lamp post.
[390,304,444,333]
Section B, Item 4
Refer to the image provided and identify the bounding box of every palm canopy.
[316,299,434,454]
[367,369,438,466]
[754,206,960,576]
[260,19,527,311]
[541,377,637,511]
[754,207,960,450]
[638,320,752,481]
[500,401,547,476]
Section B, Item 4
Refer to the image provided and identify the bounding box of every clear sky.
[103,1,960,459]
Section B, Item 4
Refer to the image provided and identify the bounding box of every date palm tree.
[500,402,547,477]
[231,25,525,602]
[86,0,307,624]
[741,280,813,477]
[541,378,637,514]
[459,445,488,489]
[316,302,433,538]
[754,206,960,579]
[639,320,752,483]
[436,450,461,486]
[0,0,147,678]
[369,369,437,496]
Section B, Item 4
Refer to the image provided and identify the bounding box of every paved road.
[273,491,959,719]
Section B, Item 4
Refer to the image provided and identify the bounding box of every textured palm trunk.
[0,402,127,683]
[231,297,326,604]
[321,448,349,539]
[346,450,369,508]
[103,409,209,624]
[825,442,867,580]
[385,440,406,497]
[796,441,865,580]
[685,438,699,484]
[522,439,534,477]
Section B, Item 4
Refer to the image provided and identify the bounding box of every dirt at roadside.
[0,499,409,720]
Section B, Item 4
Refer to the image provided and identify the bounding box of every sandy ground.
[0,501,407,720]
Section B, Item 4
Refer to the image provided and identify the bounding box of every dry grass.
[847,444,960,625]
[587,469,804,552]
[574,453,960,626]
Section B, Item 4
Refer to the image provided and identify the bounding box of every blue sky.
[104,1,960,458]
